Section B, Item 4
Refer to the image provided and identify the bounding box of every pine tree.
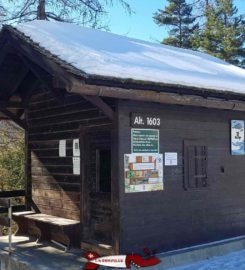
[200,0,245,67]
[153,0,198,48]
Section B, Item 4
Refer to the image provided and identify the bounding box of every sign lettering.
[131,129,159,153]
[131,113,161,128]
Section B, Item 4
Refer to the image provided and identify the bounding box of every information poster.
[124,153,163,193]
[73,157,80,175]
[73,139,80,157]
[59,140,66,157]
[131,129,159,153]
[231,120,245,155]
[165,152,178,166]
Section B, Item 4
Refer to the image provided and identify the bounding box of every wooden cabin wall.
[27,89,111,220]
[118,99,245,253]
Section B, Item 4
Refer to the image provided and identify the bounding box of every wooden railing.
[0,189,26,214]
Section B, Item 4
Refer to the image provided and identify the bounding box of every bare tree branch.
[1,0,131,28]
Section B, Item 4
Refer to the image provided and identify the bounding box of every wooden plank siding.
[27,89,112,221]
[118,99,245,253]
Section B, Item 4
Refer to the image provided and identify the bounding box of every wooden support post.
[8,199,12,252]
[80,126,90,242]
[111,100,120,254]
[0,198,12,252]
[25,109,32,210]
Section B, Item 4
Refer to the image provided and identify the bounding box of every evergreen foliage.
[153,0,245,67]
[199,0,245,67]
[153,0,198,48]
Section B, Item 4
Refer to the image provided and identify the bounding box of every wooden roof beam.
[20,79,41,107]
[53,76,115,120]
[8,64,29,98]
[70,83,245,112]
[1,109,27,129]
[82,95,115,121]
[9,95,22,102]
[0,42,12,66]
[0,100,24,109]
[18,54,64,104]
[0,43,29,101]
[7,101,24,109]
[16,109,25,119]
[7,30,77,91]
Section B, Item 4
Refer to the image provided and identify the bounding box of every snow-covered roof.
[14,20,245,95]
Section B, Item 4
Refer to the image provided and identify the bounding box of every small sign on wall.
[73,157,80,175]
[59,140,66,157]
[73,139,80,156]
[165,152,178,166]
[131,113,161,128]
[231,120,245,155]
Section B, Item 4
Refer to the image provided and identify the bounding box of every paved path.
[168,249,245,270]
[0,236,84,270]
[1,235,245,270]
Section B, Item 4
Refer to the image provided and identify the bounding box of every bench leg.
[28,220,42,242]
[50,227,70,249]
[13,216,29,236]
[51,240,68,252]
[34,221,51,243]
[63,224,80,248]
[49,224,80,250]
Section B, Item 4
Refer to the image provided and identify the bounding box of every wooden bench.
[12,211,36,236]
[13,212,80,250]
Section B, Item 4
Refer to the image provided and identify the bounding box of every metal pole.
[8,198,12,252]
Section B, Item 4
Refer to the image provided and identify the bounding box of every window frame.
[183,140,208,190]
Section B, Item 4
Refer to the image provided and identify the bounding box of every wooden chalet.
[1,20,245,255]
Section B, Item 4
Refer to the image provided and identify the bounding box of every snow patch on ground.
[168,249,245,270]
[16,20,245,95]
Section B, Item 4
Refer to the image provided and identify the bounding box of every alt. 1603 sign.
[131,113,161,128]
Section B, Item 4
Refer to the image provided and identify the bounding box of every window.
[184,140,208,189]
[96,149,111,192]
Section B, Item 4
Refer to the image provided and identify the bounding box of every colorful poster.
[124,153,163,193]
[231,120,245,155]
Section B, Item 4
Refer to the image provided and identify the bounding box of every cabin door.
[80,126,112,247]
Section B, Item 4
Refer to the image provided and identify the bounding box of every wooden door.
[80,125,113,247]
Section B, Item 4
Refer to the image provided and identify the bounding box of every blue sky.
[107,0,245,43]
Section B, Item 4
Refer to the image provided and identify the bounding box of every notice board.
[131,129,159,153]
[124,153,163,193]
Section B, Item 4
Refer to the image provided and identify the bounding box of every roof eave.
[3,24,245,109]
